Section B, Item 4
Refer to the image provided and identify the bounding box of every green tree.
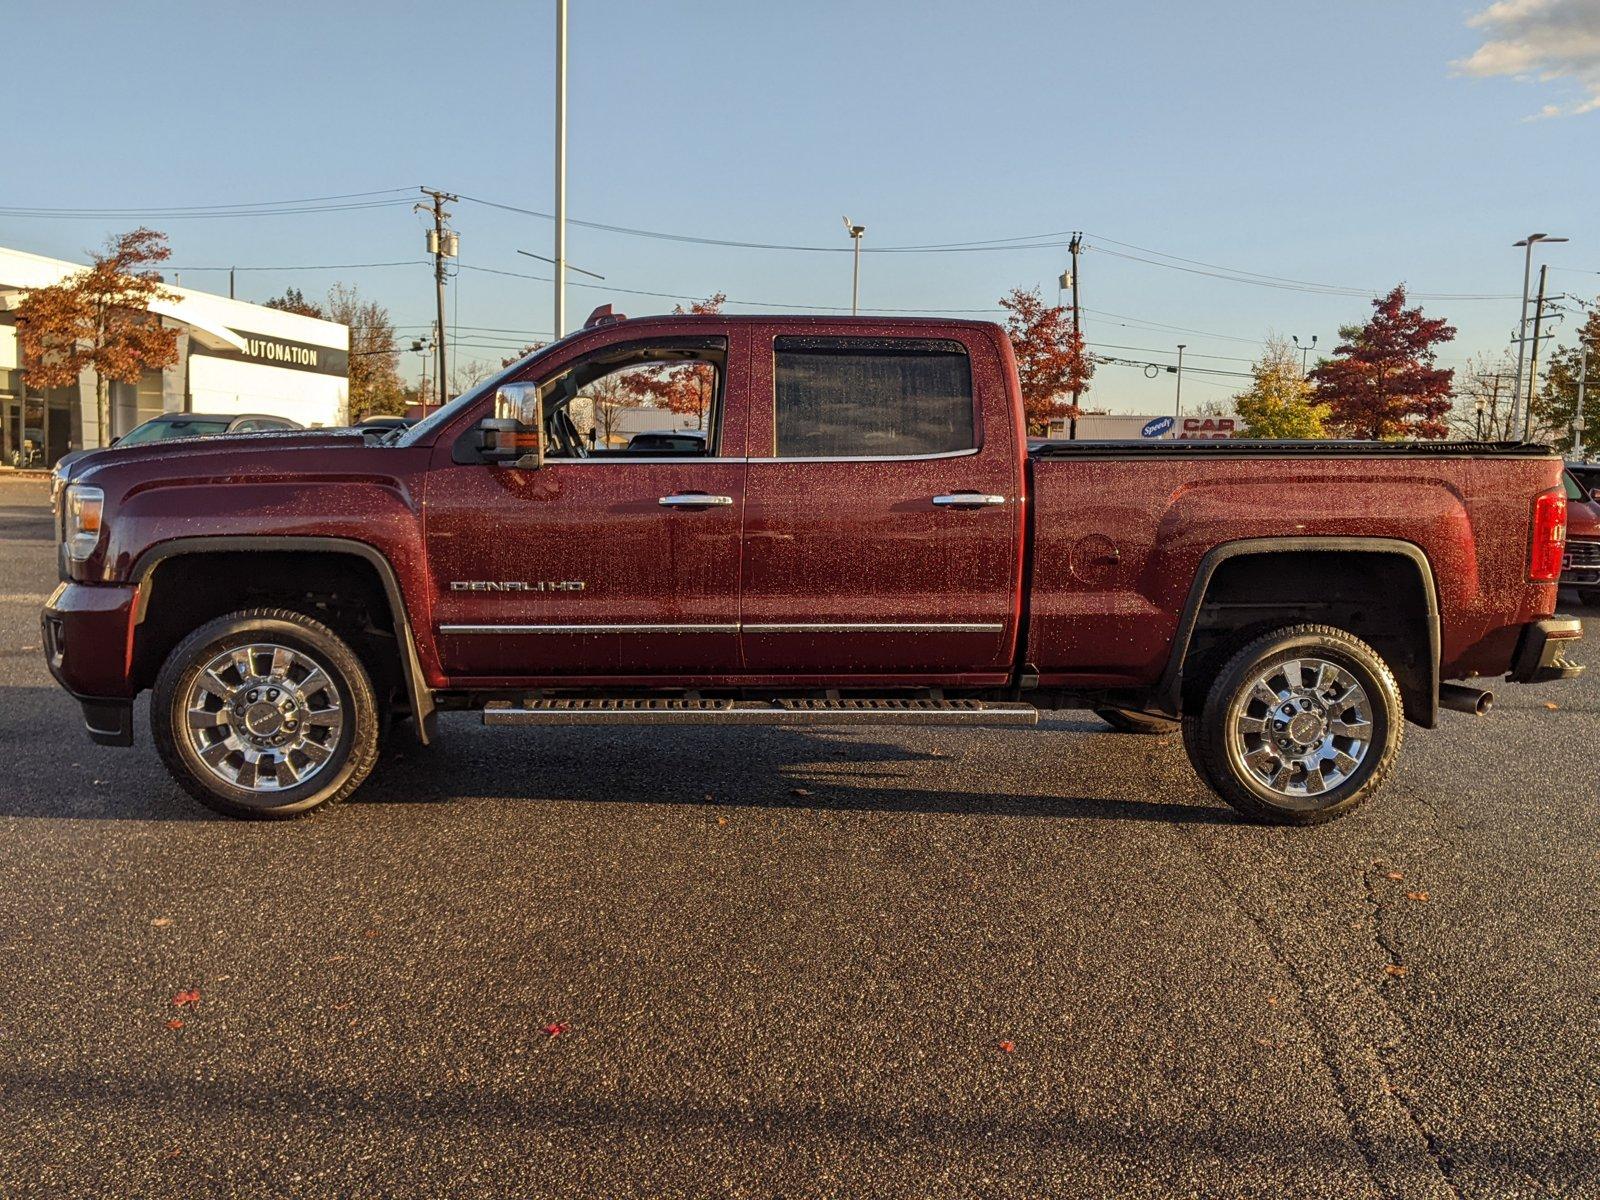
[324,283,405,419]
[264,287,325,319]
[1531,303,1600,451]
[1234,335,1330,439]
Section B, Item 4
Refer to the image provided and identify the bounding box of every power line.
[0,189,417,219]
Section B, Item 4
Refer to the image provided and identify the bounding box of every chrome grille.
[1564,539,1600,568]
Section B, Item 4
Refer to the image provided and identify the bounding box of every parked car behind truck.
[43,311,1584,824]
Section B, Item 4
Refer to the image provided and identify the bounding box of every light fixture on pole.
[843,217,865,315]
[553,0,568,338]
[1292,333,1318,376]
[1174,344,1187,417]
[1510,233,1567,437]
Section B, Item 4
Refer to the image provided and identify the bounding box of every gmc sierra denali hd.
[43,310,1585,823]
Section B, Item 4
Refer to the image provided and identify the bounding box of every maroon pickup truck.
[43,310,1585,824]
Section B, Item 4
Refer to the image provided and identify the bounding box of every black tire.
[1181,624,1403,826]
[1094,706,1180,736]
[152,608,380,819]
[1579,589,1600,609]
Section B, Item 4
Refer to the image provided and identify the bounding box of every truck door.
[424,327,748,681]
[737,330,1024,680]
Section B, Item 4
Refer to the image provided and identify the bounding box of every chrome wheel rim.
[1230,657,1374,802]
[182,642,345,793]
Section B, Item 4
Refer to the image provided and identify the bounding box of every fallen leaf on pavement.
[1406,891,1430,903]
[716,815,728,826]
[362,929,380,939]
[1385,871,1404,881]
[1383,964,1408,978]
[1544,702,1560,711]
[544,1021,570,1039]
[998,1040,1015,1054]
[166,1018,184,1031]
[1266,996,1278,1006]
[151,918,172,927]
[172,988,201,1008]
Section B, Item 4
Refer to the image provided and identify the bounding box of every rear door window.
[772,337,975,458]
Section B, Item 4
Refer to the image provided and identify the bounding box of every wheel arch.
[130,536,436,743]
[1155,537,1440,728]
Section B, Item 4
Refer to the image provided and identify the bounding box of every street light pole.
[1292,333,1317,376]
[1510,233,1567,438]
[1174,344,1186,417]
[554,0,568,338]
[843,217,865,315]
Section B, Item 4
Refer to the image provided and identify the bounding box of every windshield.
[119,418,233,445]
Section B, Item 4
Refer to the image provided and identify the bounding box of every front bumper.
[1507,616,1586,684]
[41,582,140,746]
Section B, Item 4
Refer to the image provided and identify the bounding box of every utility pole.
[1524,263,1551,442]
[843,218,865,315]
[1574,347,1589,457]
[419,187,458,410]
[1174,344,1187,418]
[229,267,235,300]
[1510,233,1567,438]
[554,0,568,338]
[1067,232,1083,439]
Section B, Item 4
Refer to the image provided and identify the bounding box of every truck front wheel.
[1182,624,1403,825]
[152,608,381,819]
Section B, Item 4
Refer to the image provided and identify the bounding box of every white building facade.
[0,246,349,467]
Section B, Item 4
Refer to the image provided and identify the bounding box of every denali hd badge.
[450,580,586,592]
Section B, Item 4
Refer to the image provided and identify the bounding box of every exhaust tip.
[1440,683,1494,716]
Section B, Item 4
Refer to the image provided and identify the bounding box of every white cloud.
[1455,0,1600,117]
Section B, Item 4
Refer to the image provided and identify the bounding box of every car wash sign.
[191,330,349,378]
[1175,417,1236,440]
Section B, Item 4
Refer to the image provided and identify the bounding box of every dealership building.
[0,245,349,467]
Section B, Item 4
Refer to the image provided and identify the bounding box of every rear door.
[738,327,1024,681]
[424,325,749,681]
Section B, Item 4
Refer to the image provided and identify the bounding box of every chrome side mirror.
[481,383,544,468]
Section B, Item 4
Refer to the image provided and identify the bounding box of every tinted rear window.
[773,338,975,458]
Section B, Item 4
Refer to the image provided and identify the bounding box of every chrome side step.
[482,698,1039,727]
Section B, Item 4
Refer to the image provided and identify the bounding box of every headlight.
[64,484,105,562]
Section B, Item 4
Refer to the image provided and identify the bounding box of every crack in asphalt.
[1181,825,1469,1200]
[1361,857,1465,1200]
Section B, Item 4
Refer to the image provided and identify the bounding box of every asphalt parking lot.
[1,474,1596,1199]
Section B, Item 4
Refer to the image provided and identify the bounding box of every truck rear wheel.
[152,608,380,819]
[1094,707,1180,735]
[1182,624,1403,825]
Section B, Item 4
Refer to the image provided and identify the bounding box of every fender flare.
[1153,536,1441,728]
[130,535,436,743]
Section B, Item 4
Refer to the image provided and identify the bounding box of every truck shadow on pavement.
[0,688,1235,824]
[355,720,1241,826]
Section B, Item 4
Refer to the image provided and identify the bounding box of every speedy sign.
[1141,416,1175,438]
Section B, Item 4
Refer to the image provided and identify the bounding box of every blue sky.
[8,0,1599,412]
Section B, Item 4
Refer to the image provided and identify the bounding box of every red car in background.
[1564,470,1600,606]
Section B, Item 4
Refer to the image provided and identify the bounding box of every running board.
[482,698,1039,727]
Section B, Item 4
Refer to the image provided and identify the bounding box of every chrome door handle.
[659,493,735,507]
[932,493,1007,507]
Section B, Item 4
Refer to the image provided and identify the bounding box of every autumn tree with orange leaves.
[16,227,181,446]
[998,287,1094,435]
[1311,285,1456,440]
[619,293,725,430]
